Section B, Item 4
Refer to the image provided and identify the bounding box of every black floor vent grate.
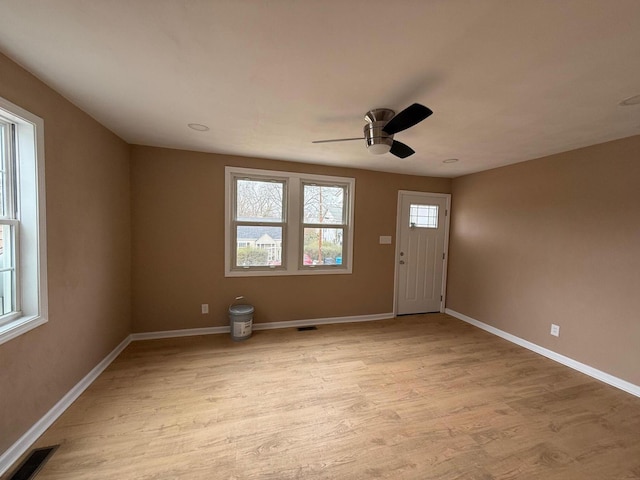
[297,326,318,331]
[9,445,59,480]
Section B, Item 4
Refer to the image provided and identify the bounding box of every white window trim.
[230,172,288,272]
[225,166,354,277]
[0,96,48,345]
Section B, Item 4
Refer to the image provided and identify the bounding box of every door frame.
[393,190,452,315]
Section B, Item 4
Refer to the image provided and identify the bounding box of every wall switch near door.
[550,324,560,337]
[379,236,392,244]
[201,304,209,314]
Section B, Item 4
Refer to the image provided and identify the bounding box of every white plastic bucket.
[228,304,254,341]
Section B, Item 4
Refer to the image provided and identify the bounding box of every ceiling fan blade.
[312,137,365,144]
[382,103,433,135]
[389,140,415,159]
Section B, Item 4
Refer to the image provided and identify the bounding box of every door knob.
[399,260,405,265]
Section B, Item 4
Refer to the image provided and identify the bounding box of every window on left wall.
[0,96,48,345]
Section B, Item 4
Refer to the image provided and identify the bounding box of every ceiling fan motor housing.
[364,108,394,154]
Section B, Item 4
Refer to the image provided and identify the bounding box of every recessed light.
[188,123,210,131]
[443,158,459,164]
[618,94,640,107]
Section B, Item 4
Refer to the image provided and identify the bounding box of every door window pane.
[409,204,438,228]
[303,227,344,265]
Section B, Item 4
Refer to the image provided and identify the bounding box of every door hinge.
[440,295,443,301]
[445,209,448,216]
[442,253,445,260]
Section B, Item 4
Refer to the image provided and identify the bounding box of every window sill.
[225,267,353,277]
[0,314,47,346]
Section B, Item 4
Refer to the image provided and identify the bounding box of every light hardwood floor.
[6,314,640,479]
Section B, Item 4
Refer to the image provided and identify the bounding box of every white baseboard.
[252,312,394,330]
[0,335,132,477]
[131,312,395,340]
[131,326,229,341]
[445,308,640,398]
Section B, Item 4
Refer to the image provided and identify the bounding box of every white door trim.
[393,191,451,315]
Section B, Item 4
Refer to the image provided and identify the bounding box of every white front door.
[395,192,450,315]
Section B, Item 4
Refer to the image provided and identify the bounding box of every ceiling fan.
[312,103,433,158]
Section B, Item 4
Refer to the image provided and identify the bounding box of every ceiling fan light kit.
[364,108,394,155]
[313,103,433,159]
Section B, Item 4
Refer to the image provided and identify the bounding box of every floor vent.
[297,326,318,331]
[9,445,58,480]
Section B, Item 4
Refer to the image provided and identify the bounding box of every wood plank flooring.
[5,314,640,479]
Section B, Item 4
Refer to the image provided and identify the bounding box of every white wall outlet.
[201,304,209,314]
[550,324,560,337]
[379,236,392,244]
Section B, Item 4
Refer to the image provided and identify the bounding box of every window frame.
[230,173,288,272]
[225,166,354,277]
[299,181,349,271]
[0,96,48,345]
[0,120,19,320]
[409,203,439,229]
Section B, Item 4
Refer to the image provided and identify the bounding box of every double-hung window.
[302,182,348,266]
[225,167,354,276]
[0,96,48,345]
[0,118,18,317]
[231,174,287,270]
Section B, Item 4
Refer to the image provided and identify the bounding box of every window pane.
[0,270,13,315]
[0,169,4,217]
[0,123,7,218]
[409,204,438,228]
[236,178,284,222]
[236,225,282,267]
[0,224,11,266]
[303,227,344,265]
[0,224,14,315]
[303,184,344,225]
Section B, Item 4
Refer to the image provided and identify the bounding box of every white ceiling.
[1,1,639,178]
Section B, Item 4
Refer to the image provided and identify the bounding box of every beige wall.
[447,135,640,386]
[131,145,451,332]
[0,54,131,453]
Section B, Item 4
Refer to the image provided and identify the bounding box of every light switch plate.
[379,236,392,244]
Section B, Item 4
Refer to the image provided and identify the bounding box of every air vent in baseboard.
[9,445,59,480]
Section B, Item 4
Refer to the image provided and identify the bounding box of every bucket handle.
[229,295,245,309]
